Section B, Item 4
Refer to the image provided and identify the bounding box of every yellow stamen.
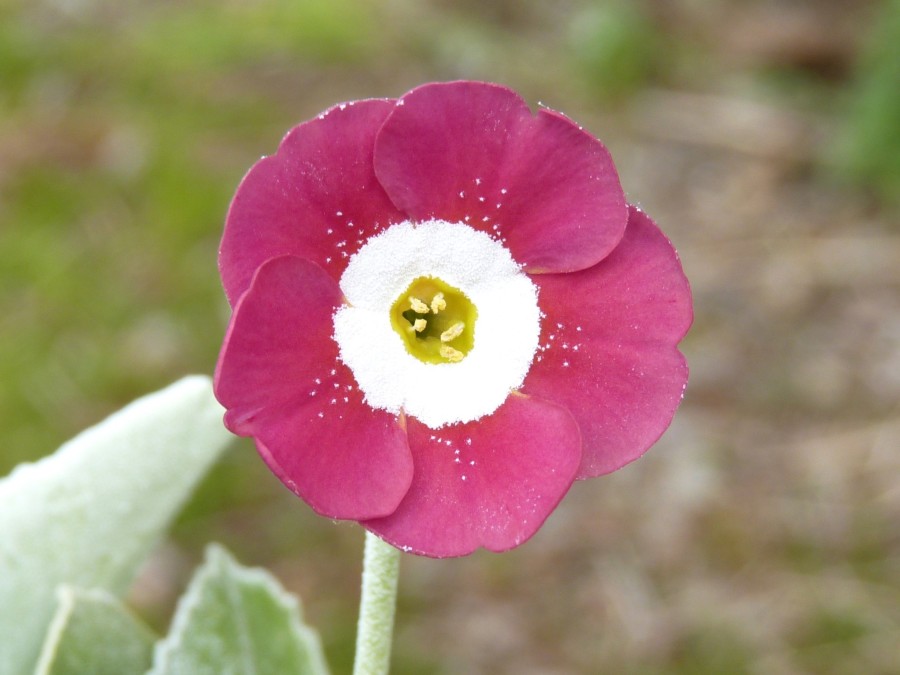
[391,276,477,364]
[430,292,446,314]
[409,296,429,314]
[440,344,464,362]
[440,321,465,343]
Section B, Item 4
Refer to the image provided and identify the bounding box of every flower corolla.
[215,81,692,557]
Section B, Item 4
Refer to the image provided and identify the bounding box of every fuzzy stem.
[352,530,401,675]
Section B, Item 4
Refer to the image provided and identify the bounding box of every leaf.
[35,586,157,675]
[0,376,233,675]
[149,544,329,675]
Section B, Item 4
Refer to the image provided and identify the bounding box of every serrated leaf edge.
[148,544,329,675]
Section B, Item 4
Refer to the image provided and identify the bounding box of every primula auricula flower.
[215,81,692,558]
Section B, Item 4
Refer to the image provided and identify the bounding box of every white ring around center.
[332,219,541,428]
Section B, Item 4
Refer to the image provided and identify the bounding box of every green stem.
[352,530,401,675]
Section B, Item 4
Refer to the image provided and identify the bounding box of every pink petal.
[374,81,627,273]
[219,99,407,305]
[363,393,582,558]
[523,206,692,478]
[214,256,413,519]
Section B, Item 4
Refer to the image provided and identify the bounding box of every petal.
[523,206,692,478]
[364,393,582,557]
[214,256,413,519]
[219,99,407,305]
[374,81,627,273]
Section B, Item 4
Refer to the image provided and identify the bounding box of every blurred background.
[1,0,898,672]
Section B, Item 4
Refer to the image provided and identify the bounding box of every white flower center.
[333,220,541,428]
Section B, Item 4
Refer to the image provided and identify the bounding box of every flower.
[214,81,692,558]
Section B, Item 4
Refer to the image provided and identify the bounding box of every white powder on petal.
[333,220,541,428]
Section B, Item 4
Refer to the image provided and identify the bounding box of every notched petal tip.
[220,406,259,437]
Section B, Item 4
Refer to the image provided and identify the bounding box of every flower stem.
[353,530,401,675]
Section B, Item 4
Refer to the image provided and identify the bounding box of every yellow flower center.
[390,276,477,364]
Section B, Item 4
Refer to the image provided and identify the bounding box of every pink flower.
[215,81,692,558]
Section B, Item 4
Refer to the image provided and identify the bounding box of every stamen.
[440,321,465,342]
[390,275,477,364]
[431,292,446,314]
[409,296,429,314]
[440,345,464,362]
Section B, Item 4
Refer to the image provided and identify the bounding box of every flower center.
[390,276,477,364]
[334,219,541,428]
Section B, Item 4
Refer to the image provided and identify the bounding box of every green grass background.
[2,1,898,673]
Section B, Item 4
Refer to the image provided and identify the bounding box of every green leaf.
[0,376,233,675]
[149,544,329,675]
[35,586,157,675]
